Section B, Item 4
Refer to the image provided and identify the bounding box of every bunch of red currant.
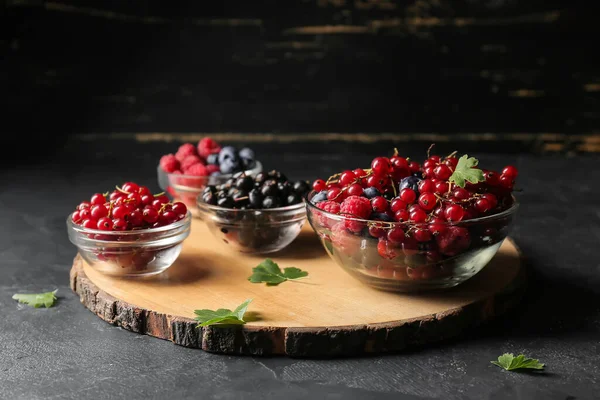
[70,181,188,232]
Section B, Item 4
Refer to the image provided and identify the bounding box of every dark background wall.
[2,0,598,154]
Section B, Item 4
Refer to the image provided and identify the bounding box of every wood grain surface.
[70,220,526,357]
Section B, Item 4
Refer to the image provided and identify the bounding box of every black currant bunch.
[201,170,311,209]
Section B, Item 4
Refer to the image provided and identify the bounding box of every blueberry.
[218,146,237,164]
[267,170,287,182]
[220,158,241,175]
[286,193,302,206]
[260,179,279,197]
[277,181,292,197]
[232,191,249,208]
[363,187,381,199]
[370,212,393,222]
[235,176,254,192]
[202,192,217,205]
[203,185,216,196]
[216,190,228,199]
[292,180,310,196]
[248,188,263,209]
[238,147,255,170]
[254,172,268,186]
[217,196,234,208]
[399,176,422,192]
[206,154,219,165]
[262,196,281,209]
[310,191,328,204]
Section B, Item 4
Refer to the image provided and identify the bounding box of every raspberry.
[377,238,399,260]
[181,154,203,172]
[185,163,208,177]
[197,137,221,159]
[205,164,220,175]
[340,196,371,219]
[330,222,361,255]
[315,200,341,229]
[159,154,180,173]
[175,143,198,162]
[316,200,341,214]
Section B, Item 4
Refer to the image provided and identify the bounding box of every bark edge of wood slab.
[69,247,526,358]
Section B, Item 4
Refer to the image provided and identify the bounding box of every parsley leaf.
[194,299,252,327]
[12,290,58,308]
[448,154,485,188]
[491,353,545,371]
[248,259,308,286]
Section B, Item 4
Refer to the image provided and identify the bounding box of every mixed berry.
[159,137,257,178]
[200,170,311,210]
[308,148,518,285]
[70,181,188,231]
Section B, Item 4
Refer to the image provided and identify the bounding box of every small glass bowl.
[196,200,307,254]
[306,191,518,292]
[157,161,263,217]
[67,212,192,276]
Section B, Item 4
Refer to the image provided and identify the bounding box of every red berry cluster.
[71,181,188,232]
[159,137,222,177]
[310,148,518,262]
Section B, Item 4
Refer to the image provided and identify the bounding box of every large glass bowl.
[157,161,263,217]
[67,212,192,276]
[306,191,518,292]
[196,200,306,254]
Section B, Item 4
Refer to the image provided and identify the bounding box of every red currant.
[140,194,154,206]
[90,204,108,220]
[475,198,491,213]
[444,204,464,222]
[444,157,458,168]
[408,161,421,173]
[109,191,123,202]
[97,217,112,230]
[142,207,159,224]
[368,225,386,238]
[481,193,498,209]
[394,209,410,222]
[112,205,128,219]
[366,174,387,190]
[410,208,427,223]
[423,159,437,169]
[483,170,499,186]
[82,219,97,229]
[79,208,91,220]
[353,168,367,178]
[90,193,106,206]
[127,192,141,207]
[434,164,452,180]
[121,182,139,194]
[434,181,449,194]
[155,194,169,204]
[452,187,470,201]
[78,201,91,210]
[138,186,151,196]
[327,188,342,201]
[371,196,388,212]
[387,227,405,244]
[428,218,447,235]
[160,210,177,224]
[418,192,437,211]
[390,198,407,213]
[502,165,518,179]
[418,179,435,193]
[424,166,435,178]
[347,183,363,197]
[112,218,128,231]
[171,202,188,216]
[128,210,144,227]
[429,155,441,163]
[399,188,417,204]
[339,170,357,186]
[371,157,391,176]
[313,179,326,192]
[71,211,81,223]
[499,175,514,190]
[413,228,432,242]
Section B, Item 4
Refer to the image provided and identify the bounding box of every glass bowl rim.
[156,160,263,180]
[67,210,193,236]
[305,191,519,226]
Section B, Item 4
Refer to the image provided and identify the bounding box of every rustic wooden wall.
[1,0,598,153]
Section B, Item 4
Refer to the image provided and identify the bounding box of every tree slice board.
[69,219,526,358]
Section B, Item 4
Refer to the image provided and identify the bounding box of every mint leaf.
[491,353,545,371]
[12,290,58,308]
[248,259,308,286]
[194,299,253,327]
[448,154,485,188]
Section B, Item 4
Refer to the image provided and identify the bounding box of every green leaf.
[12,290,58,308]
[194,299,253,327]
[491,353,545,371]
[448,154,485,188]
[248,259,308,286]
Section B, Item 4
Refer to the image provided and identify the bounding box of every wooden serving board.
[69,219,526,358]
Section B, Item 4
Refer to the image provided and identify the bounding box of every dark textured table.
[1,136,599,400]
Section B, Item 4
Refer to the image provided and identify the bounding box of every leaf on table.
[491,353,545,371]
[448,154,485,188]
[12,290,58,308]
[248,259,308,286]
[194,299,253,327]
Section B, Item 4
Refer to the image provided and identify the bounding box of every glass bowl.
[196,200,307,254]
[157,161,263,217]
[306,191,518,292]
[67,212,192,277]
